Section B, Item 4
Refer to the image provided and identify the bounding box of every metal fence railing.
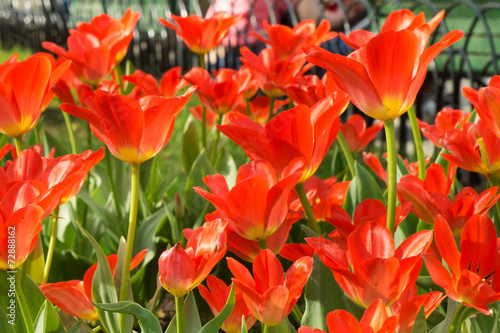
[1,0,499,126]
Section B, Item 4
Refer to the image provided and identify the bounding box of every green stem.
[262,324,271,333]
[202,106,207,150]
[119,163,141,301]
[106,152,122,221]
[34,123,41,144]
[14,135,23,155]
[448,304,468,333]
[15,264,34,333]
[245,98,251,116]
[62,111,77,154]
[336,131,356,177]
[258,239,268,250]
[86,122,92,150]
[407,106,426,180]
[114,64,124,94]
[291,304,303,323]
[146,155,159,201]
[384,119,397,234]
[42,206,59,284]
[199,53,206,70]
[175,295,185,333]
[210,115,222,165]
[295,183,320,234]
[267,96,276,122]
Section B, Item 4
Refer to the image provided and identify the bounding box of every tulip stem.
[336,131,356,177]
[62,111,77,154]
[258,239,268,250]
[202,106,208,150]
[245,99,251,116]
[448,303,479,333]
[106,151,122,221]
[199,53,206,70]
[267,96,276,122]
[295,183,320,235]
[175,295,186,333]
[119,163,141,303]
[292,304,303,323]
[407,106,426,180]
[16,264,34,333]
[114,64,124,94]
[42,206,59,284]
[14,135,23,155]
[262,324,271,333]
[384,119,397,234]
[210,116,222,165]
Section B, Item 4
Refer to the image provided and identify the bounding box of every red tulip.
[240,47,310,98]
[363,152,429,185]
[304,27,463,120]
[441,120,500,177]
[252,20,337,59]
[183,68,250,114]
[463,75,500,137]
[0,146,103,218]
[299,299,398,333]
[0,54,70,137]
[158,219,227,297]
[307,221,432,307]
[218,95,347,182]
[0,182,44,270]
[340,9,444,50]
[286,72,349,108]
[40,250,146,321]
[60,87,195,164]
[423,215,500,315]
[289,176,350,221]
[228,249,313,326]
[43,10,139,84]
[122,67,187,99]
[233,96,289,123]
[398,163,499,233]
[198,276,257,333]
[159,12,241,55]
[341,115,383,153]
[194,159,303,241]
[417,107,469,149]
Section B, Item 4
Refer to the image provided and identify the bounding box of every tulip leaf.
[343,162,385,216]
[472,303,499,333]
[198,283,236,333]
[34,300,65,333]
[410,307,427,333]
[267,318,297,333]
[93,301,162,333]
[76,222,120,333]
[0,307,15,333]
[23,274,48,322]
[165,314,177,333]
[240,316,248,333]
[26,239,45,285]
[301,254,350,330]
[184,292,202,333]
[429,298,458,333]
[182,116,201,176]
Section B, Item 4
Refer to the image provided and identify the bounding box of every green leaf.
[343,162,385,216]
[94,301,162,333]
[0,307,15,333]
[300,225,320,237]
[267,318,297,333]
[34,301,65,333]
[198,284,236,333]
[23,275,48,322]
[76,222,120,333]
[410,306,427,333]
[26,239,44,285]
[240,316,248,333]
[429,298,459,333]
[184,292,202,333]
[182,117,201,175]
[165,314,177,333]
[301,254,350,330]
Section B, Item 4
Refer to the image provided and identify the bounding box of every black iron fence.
[1,0,499,119]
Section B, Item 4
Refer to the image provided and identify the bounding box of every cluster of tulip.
[1,5,500,333]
